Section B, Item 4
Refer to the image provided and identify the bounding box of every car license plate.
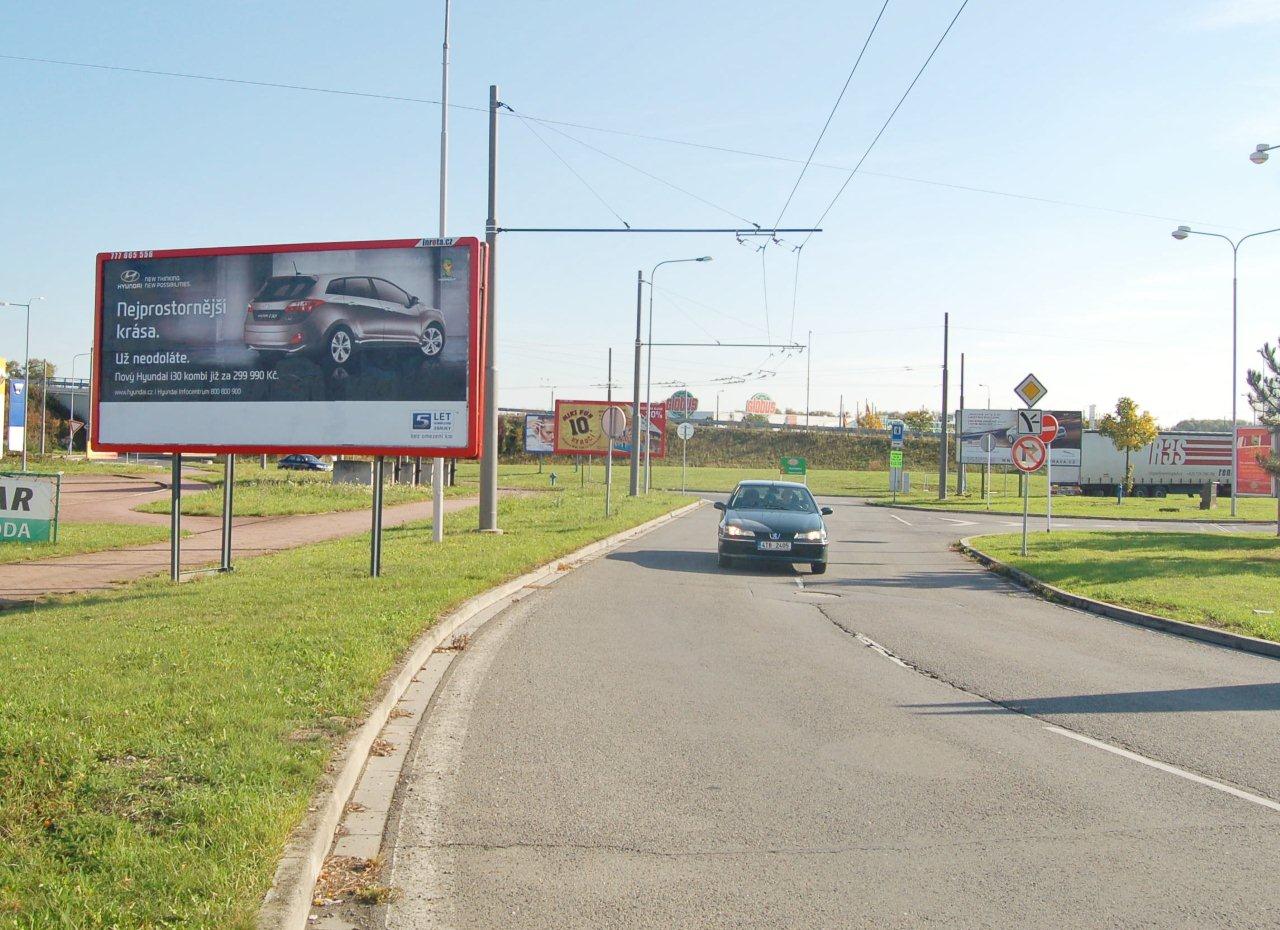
[758,540,791,551]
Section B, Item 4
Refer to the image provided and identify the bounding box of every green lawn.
[0,489,688,929]
[137,464,471,517]
[971,531,1280,641]
[0,455,166,478]
[0,522,171,565]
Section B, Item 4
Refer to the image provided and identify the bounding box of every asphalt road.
[384,500,1280,929]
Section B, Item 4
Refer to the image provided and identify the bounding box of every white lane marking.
[1044,725,1280,814]
[1002,521,1021,527]
[794,577,805,591]
[887,513,912,526]
[937,517,978,526]
[854,632,911,669]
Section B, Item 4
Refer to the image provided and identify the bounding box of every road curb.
[957,535,1280,661]
[868,500,1273,525]
[257,498,706,930]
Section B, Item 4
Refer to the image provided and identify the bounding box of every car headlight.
[721,523,754,537]
[796,529,827,542]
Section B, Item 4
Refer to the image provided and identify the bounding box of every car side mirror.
[820,506,833,515]
[408,295,420,307]
[713,501,726,511]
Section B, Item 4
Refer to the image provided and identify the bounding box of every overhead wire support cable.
[802,0,971,245]
[495,227,820,234]
[508,108,631,228]
[771,0,892,232]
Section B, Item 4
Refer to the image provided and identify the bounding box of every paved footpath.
[381,499,1280,929]
[0,472,476,602]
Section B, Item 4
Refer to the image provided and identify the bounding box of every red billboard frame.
[91,236,486,458]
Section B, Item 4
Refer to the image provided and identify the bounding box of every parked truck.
[1078,430,1231,497]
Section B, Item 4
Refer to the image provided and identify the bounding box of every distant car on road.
[244,273,447,366]
[714,480,831,574]
[277,453,331,472]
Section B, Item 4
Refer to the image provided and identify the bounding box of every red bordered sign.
[92,237,486,457]
[1011,435,1047,473]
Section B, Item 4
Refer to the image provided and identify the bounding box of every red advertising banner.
[1237,427,1277,496]
[553,400,666,458]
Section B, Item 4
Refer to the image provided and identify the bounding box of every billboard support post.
[478,84,501,533]
[371,457,385,577]
[170,453,181,582]
[220,454,234,572]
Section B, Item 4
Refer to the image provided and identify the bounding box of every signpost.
[780,456,807,483]
[1039,412,1059,532]
[889,419,905,502]
[601,405,628,517]
[676,421,694,492]
[1011,434,1047,556]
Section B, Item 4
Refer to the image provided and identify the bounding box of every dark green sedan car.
[714,480,832,574]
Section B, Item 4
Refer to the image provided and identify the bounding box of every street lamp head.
[695,256,713,262]
[1250,145,1270,165]
[1172,225,1191,240]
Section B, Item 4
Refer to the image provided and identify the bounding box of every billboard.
[745,392,776,415]
[0,475,58,542]
[960,409,1083,481]
[553,400,665,457]
[667,389,698,420]
[7,379,24,453]
[524,413,555,455]
[1237,427,1277,496]
[93,237,484,456]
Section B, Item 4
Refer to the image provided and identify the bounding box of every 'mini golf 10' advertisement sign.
[93,237,484,456]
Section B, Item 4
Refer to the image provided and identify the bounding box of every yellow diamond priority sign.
[1014,373,1047,408]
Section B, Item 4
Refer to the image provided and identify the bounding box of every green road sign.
[780,456,807,476]
[0,473,60,543]
[889,450,904,470]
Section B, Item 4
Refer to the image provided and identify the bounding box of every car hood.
[723,509,823,534]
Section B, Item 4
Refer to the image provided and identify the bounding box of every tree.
[1245,341,1280,536]
[1098,397,1159,498]
[856,408,885,430]
[1170,417,1249,432]
[902,409,935,433]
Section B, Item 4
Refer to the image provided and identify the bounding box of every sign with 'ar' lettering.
[0,474,60,542]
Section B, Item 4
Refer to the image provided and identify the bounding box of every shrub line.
[957,536,1280,661]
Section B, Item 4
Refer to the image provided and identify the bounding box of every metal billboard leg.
[371,456,385,578]
[220,454,235,572]
[170,453,182,582]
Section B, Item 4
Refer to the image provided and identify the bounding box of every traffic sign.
[1011,435,1047,473]
[889,449,904,470]
[780,456,807,476]
[1039,412,1059,445]
[601,406,628,440]
[676,421,695,441]
[1016,409,1042,437]
[889,421,905,446]
[1014,373,1048,408]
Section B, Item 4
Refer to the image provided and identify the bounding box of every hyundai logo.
[120,270,140,283]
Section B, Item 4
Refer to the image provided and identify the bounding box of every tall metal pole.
[479,84,501,531]
[432,0,451,543]
[805,330,812,430]
[938,312,949,500]
[605,348,613,517]
[644,273,654,494]
[1231,250,1239,517]
[629,271,643,496]
[21,305,30,472]
[957,352,965,494]
[39,366,46,456]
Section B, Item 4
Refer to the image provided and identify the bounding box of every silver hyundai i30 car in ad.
[244,274,446,365]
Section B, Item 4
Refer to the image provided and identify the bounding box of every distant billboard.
[960,409,1083,481]
[524,413,555,455]
[554,400,665,458]
[745,392,776,415]
[667,389,698,420]
[93,237,483,456]
[1237,427,1277,496]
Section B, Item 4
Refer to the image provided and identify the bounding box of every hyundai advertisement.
[93,237,482,455]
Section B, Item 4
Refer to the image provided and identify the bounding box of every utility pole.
[938,312,949,500]
[479,84,500,531]
[629,270,643,496]
[805,329,812,430]
[957,352,966,494]
[431,0,451,543]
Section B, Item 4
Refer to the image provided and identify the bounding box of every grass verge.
[0,488,688,928]
[873,485,1279,522]
[0,522,171,565]
[970,530,1280,640]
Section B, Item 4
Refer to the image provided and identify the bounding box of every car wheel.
[327,327,354,365]
[810,562,827,575]
[420,322,445,358]
[718,554,733,569]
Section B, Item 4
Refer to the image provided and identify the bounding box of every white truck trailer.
[1078,430,1231,497]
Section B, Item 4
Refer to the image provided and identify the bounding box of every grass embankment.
[0,523,171,565]
[0,489,688,929]
[136,463,471,517]
[0,455,165,478]
[972,531,1280,641]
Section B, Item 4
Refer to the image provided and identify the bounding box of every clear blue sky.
[2,0,1279,422]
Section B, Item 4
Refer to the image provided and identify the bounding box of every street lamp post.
[1172,224,1280,516]
[977,382,991,409]
[643,256,711,493]
[0,297,44,472]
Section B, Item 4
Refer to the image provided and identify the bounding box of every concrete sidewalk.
[0,496,478,604]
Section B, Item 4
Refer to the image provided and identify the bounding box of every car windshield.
[255,276,316,302]
[729,485,817,513]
